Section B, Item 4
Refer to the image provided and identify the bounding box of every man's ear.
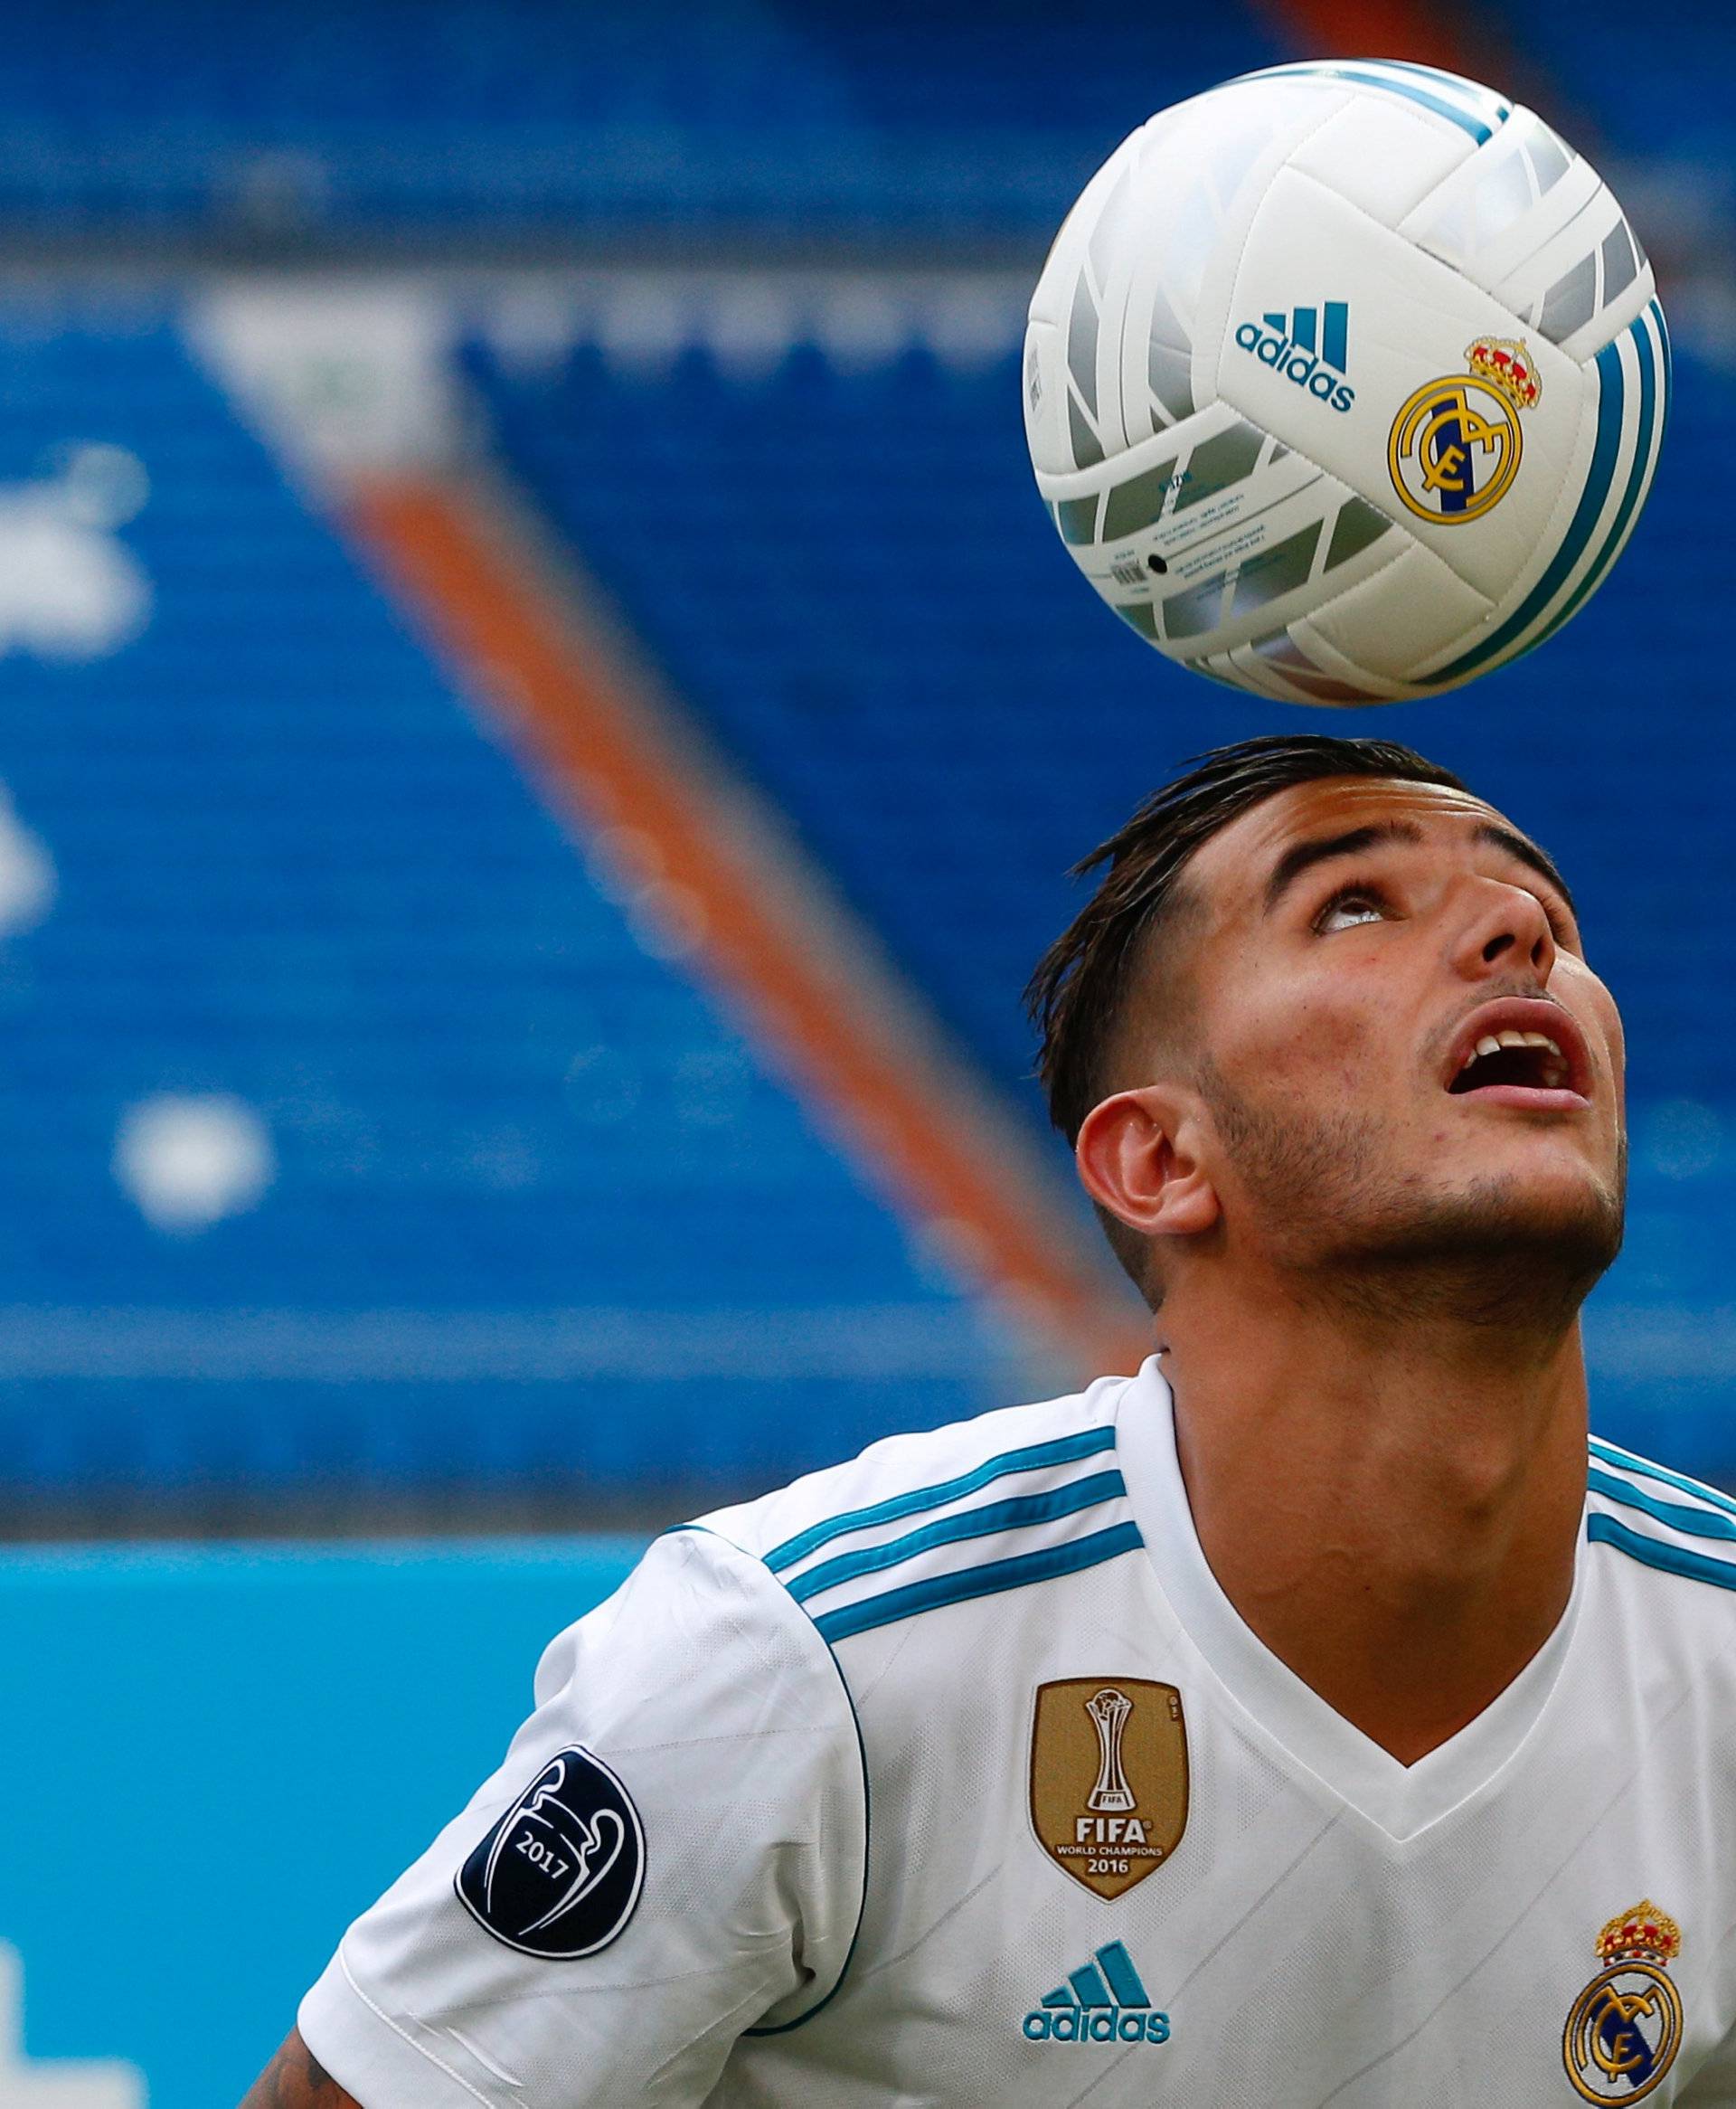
[1075,1086,1221,1243]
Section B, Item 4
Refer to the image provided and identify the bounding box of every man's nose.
[1457,882,1557,980]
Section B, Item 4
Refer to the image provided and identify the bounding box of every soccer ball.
[1023,60,1668,705]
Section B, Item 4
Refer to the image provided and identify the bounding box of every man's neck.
[1159,1271,1589,1767]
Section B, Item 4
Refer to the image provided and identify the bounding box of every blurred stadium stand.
[0,0,1287,253]
[0,0,1730,1535]
[0,0,1716,272]
[0,321,1021,1523]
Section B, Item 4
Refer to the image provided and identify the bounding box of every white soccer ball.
[1023,60,1668,704]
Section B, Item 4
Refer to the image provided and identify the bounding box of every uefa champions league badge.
[1388,337,1541,525]
[456,1746,646,1958]
[1562,1902,1684,2101]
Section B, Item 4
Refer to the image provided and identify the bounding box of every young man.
[249,734,1736,2106]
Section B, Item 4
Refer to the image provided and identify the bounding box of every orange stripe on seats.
[344,474,1148,1381]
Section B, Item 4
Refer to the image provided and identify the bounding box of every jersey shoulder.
[1586,1433,1736,1607]
[693,1371,1141,1650]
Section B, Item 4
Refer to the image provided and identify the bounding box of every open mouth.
[1448,1030,1570,1095]
[1442,999,1591,1103]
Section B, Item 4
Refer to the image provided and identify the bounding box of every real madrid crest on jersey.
[1388,337,1540,525]
[1029,1679,1187,1900]
[1562,1901,1685,2102]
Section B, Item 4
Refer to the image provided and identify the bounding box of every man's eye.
[1316,889,1387,932]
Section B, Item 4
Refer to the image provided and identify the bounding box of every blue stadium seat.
[0,317,996,1503]
[0,0,1285,244]
[1514,0,1734,167]
[0,0,1718,254]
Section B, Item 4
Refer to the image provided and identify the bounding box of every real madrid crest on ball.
[456,1745,646,1959]
[1029,1679,1188,1900]
[1388,337,1541,525]
[1562,1901,1684,2102]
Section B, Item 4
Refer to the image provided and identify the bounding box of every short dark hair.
[1026,734,1470,1143]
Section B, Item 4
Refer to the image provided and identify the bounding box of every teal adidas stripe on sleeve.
[765,1425,1118,1573]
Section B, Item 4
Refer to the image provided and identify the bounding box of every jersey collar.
[1113,1356,1585,1842]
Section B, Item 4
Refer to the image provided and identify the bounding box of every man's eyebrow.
[1262,821,1421,912]
[1475,823,1578,920]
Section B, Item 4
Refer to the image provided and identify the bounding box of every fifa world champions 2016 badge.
[1562,1901,1684,2101]
[1388,337,1541,525]
[1029,1679,1188,1900]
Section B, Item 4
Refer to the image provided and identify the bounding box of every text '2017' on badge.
[456,1746,646,1958]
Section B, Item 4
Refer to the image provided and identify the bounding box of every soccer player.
[246,734,1736,2105]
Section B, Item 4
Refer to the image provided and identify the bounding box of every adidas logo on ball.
[1233,302,1354,412]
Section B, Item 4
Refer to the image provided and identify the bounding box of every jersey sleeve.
[297,1526,866,2109]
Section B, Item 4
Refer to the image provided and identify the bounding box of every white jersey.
[300,1359,1736,2106]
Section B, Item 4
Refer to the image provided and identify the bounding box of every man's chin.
[1322,1173,1625,1329]
[1198,1064,1626,1328]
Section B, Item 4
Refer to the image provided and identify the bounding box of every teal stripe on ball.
[1427,326,1629,685]
[1522,307,1662,658]
[1234,61,1504,145]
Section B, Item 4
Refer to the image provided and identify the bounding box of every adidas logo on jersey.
[1021,1941,1171,2046]
[1233,301,1355,412]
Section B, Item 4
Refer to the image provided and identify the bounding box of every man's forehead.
[1189,777,1516,903]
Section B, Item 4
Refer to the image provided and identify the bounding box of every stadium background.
[0,0,1727,2099]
